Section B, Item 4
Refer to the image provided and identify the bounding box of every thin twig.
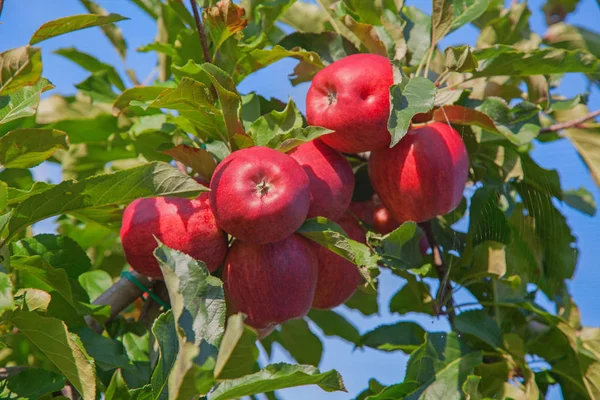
[0,0,4,20]
[539,109,600,134]
[190,0,211,64]
[420,221,456,327]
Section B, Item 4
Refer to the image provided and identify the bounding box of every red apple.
[312,213,365,310]
[223,234,318,331]
[349,200,375,226]
[373,204,400,234]
[288,140,355,220]
[120,193,228,279]
[369,122,468,223]
[306,54,394,153]
[209,146,310,244]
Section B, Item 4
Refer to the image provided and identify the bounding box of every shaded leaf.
[340,15,387,56]
[10,309,96,399]
[0,272,13,313]
[280,319,323,367]
[12,234,92,280]
[210,363,346,400]
[6,368,66,399]
[454,309,502,349]
[450,0,490,31]
[105,369,132,400]
[78,0,128,59]
[563,187,597,216]
[150,311,178,399]
[389,277,434,316]
[78,270,112,302]
[161,144,217,181]
[308,309,360,344]
[361,322,426,354]
[78,328,131,371]
[203,0,248,55]
[432,0,454,44]
[345,288,379,316]
[388,77,436,146]
[54,47,125,90]
[214,313,259,379]
[445,45,477,72]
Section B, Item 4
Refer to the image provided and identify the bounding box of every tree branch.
[540,109,600,134]
[85,271,155,333]
[0,0,4,20]
[419,221,456,327]
[190,0,211,64]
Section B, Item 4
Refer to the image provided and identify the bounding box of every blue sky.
[1,1,599,399]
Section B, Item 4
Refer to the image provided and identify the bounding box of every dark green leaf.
[105,369,132,400]
[365,382,420,400]
[402,6,431,67]
[454,309,502,349]
[6,368,66,399]
[10,309,96,399]
[78,270,112,302]
[545,22,600,59]
[563,187,596,216]
[280,319,323,367]
[345,288,379,316]
[0,77,54,124]
[79,328,131,371]
[445,45,477,72]
[389,277,434,316]
[214,313,259,379]
[161,144,217,181]
[0,46,42,95]
[388,77,436,146]
[29,13,129,45]
[361,322,426,354]
[210,363,346,400]
[403,332,483,399]
[12,234,92,280]
[6,162,205,241]
[277,32,359,65]
[308,309,361,344]
[150,310,178,399]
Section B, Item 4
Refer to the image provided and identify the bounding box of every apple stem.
[189,0,211,64]
[419,220,456,328]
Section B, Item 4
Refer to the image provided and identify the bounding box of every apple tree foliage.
[0,0,599,399]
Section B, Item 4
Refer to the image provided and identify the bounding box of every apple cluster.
[120,53,468,337]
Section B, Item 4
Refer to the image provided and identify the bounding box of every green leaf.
[345,288,379,316]
[112,86,169,115]
[403,332,483,400]
[340,15,387,56]
[280,319,323,367]
[0,128,68,169]
[461,375,482,400]
[360,322,426,354]
[29,13,129,45]
[210,363,346,400]
[150,311,178,399]
[55,47,125,90]
[389,277,434,316]
[280,1,327,33]
[10,309,96,399]
[474,47,600,77]
[431,0,454,45]
[12,234,92,280]
[0,272,13,314]
[5,162,205,241]
[105,369,132,400]
[5,368,66,399]
[445,45,477,72]
[563,187,597,216]
[450,0,490,31]
[454,309,502,349]
[388,77,436,146]
[161,144,217,181]
[78,0,128,59]
[214,313,259,380]
[0,46,43,95]
[78,328,131,371]
[402,6,431,67]
[470,241,507,278]
[277,32,359,65]
[154,243,226,397]
[78,270,112,302]
[545,22,600,59]
[378,222,420,269]
[0,77,54,125]
[75,72,118,103]
[11,255,74,305]
[308,309,361,344]
[298,217,379,285]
